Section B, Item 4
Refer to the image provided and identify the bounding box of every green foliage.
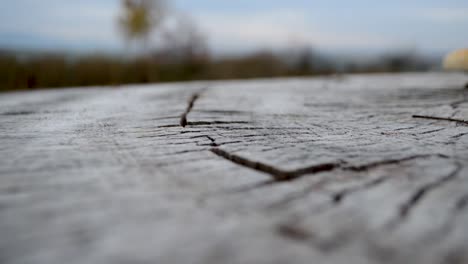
[118,0,166,49]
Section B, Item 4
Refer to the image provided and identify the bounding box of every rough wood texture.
[1,73,468,264]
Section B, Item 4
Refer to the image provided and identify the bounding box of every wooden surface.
[1,73,468,264]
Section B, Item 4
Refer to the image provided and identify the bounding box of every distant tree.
[118,0,166,53]
[156,14,209,63]
[149,14,210,80]
[292,47,314,75]
[380,52,432,72]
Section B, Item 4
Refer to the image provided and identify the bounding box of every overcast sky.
[0,0,467,56]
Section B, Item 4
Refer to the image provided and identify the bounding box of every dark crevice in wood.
[157,149,207,157]
[399,162,462,218]
[135,133,180,138]
[210,148,341,182]
[165,141,199,146]
[154,157,207,168]
[291,163,343,179]
[180,130,203,134]
[275,163,465,254]
[415,128,446,135]
[192,135,241,147]
[260,146,292,152]
[412,115,468,125]
[394,125,420,131]
[450,90,468,109]
[187,121,250,126]
[450,109,461,118]
[455,193,468,211]
[276,222,313,242]
[268,154,452,208]
[146,116,180,121]
[157,124,184,128]
[400,186,468,248]
[162,121,248,128]
[211,148,452,196]
[1,111,36,116]
[127,130,180,135]
[451,100,467,110]
[206,126,310,131]
[237,134,261,138]
[196,135,219,147]
[451,132,468,139]
[276,222,354,253]
[216,180,276,196]
[210,148,291,181]
[180,93,200,127]
[217,141,244,146]
[204,135,217,145]
[189,135,213,139]
[332,178,387,203]
[343,154,449,172]
[194,109,252,115]
[327,155,449,204]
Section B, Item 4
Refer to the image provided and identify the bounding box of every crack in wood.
[180,93,200,127]
[199,135,219,147]
[412,115,468,125]
[398,162,462,218]
[415,128,446,135]
[210,148,453,197]
[332,155,453,204]
[180,130,203,134]
[157,124,184,128]
[135,133,180,139]
[344,154,450,172]
[276,222,313,242]
[176,91,251,128]
[210,148,341,182]
[276,221,355,253]
[146,116,181,121]
[154,157,207,168]
[205,126,310,131]
[451,99,467,110]
[451,132,468,139]
[450,89,468,109]
[191,135,242,147]
[455,193,468,211]
[332,178,387,203]
[194,109,252,115]
[274,163,465,257]
[399,186,468,250]
[394,125,420,131]
[216,141,244,146]
[267,154,452,209]
[187,121,250,126]
[1,111,36,116]
[220,180,277,195]
[155,149,207,157]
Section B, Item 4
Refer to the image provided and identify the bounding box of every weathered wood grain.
[1,73,468,264]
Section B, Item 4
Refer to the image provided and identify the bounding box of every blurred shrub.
[0,49,436,92]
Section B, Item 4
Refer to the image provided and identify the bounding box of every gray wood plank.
[0,73,467,264]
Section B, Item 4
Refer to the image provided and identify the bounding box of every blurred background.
[0,0,467,91]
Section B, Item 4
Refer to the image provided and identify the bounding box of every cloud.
[1,1,465,54]
[416,7,468,23]
[0,0,122,51]
[193,9,401,54]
